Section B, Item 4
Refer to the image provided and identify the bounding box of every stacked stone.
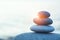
[30,11,55,33]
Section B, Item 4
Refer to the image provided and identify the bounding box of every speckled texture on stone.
[14,32,60,40]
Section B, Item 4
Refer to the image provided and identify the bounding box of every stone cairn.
[30,11,55,33]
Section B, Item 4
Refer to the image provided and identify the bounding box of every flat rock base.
[14,32,60,40]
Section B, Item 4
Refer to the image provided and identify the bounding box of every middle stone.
[33,18,53,25]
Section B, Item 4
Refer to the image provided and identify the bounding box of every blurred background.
[0,0,60,40]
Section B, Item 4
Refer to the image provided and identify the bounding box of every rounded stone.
[33,18,53,25]
[14,33,60,40]
[38,11,50,18]
[30,25,55,33]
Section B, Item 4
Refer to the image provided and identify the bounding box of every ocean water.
[0,0,60,40]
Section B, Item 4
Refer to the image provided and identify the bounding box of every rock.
[38,11,50,18]
[33,18,53,25]
[14,32,60,40]
[30,25,55,33]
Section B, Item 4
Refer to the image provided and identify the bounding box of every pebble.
[33,18,53,25]
[38,11,50,18]
[30,25,55,33]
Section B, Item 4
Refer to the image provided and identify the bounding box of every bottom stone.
[30,25,55,33]
[14,32,60,40]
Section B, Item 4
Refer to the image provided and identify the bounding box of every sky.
[0,0,60,37]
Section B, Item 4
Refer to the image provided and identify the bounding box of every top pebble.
[38,11,50,18]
